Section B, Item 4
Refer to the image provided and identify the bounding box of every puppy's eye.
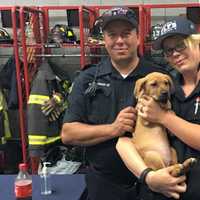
[164,81,169,85]
[150,82,157,87]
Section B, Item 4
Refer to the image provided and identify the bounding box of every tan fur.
[133,72,196,176]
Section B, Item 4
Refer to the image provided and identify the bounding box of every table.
[0,174,86,200]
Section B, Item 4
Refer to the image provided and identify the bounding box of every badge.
[194,97,200,115]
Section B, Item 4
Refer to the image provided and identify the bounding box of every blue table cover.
[0,174,86,200]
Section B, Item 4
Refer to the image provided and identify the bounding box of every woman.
[116,17,200,200]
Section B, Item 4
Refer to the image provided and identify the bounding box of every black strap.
[84,65,100,97]
[139,168,153,184]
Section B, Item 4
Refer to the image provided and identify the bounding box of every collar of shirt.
[96,57,156,80]
[173,73,200,101]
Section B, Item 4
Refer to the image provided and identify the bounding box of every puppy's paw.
[170,164,184,177]
[171,158,197,177]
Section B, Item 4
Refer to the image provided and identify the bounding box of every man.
[61,7,167,200]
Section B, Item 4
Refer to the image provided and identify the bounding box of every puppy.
[133,72,196,176]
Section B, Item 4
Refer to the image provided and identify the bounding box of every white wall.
[0,0,199,6]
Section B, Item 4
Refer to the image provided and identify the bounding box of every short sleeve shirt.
[63,57,167,185]
[171,74,200,200]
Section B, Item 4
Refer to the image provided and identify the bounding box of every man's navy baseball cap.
[153,17,197,50]
[101,7,138,30]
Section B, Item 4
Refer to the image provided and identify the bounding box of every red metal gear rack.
[18,6,46,173]
[41,5,98,69]
[0,6,26,167]
[13,3,200,174]
[19,6,45,100]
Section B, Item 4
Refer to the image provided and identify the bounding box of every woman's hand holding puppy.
[137,95,173,125]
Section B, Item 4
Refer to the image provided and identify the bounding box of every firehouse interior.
[0,2,200,200]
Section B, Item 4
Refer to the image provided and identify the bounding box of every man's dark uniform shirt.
[63,57,167,200]
[171,73,200,200]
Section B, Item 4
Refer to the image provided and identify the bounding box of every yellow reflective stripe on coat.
[28,95,49,105]
[28,135,61,145]
[0,137,6,145]
[0,89,3,111]
[0,89,11,141]
[3,109,11,139]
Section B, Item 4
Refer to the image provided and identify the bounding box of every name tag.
[194,97,200,115]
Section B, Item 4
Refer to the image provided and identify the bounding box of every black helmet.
[49,24,77,44]
[150,24,163,41]
[90,17,103,40]
[0,28,12,43]
[88,17,104,45]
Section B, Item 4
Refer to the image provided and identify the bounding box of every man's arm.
[61,122,118,146]
[61,106,136,146]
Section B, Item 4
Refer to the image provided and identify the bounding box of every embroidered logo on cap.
[160,21,177,36]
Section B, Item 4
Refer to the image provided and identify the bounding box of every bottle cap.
[42,162,51,175]
[19,163,28,171]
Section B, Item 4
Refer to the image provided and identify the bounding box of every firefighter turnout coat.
[27,61,63,156]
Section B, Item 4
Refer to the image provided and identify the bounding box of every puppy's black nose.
[159,91,168,103]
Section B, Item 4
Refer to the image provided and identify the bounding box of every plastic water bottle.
[40,162,52,195]
[14,163,32,200]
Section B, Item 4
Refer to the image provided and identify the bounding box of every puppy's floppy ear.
[134,77,146,99]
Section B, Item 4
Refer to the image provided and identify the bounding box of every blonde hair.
[184,34,200,48]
